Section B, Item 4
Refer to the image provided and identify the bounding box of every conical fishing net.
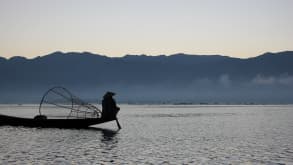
[38,87,101,119]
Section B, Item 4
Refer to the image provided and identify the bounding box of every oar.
[115,118,121,129]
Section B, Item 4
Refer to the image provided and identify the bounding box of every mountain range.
[0,51,292,104]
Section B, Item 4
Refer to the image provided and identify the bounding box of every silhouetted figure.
[102,92,120,119]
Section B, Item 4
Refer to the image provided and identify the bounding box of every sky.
[0,0,292,58]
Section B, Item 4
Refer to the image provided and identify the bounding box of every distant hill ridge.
[0,51,293,103]
[2,50,293,60]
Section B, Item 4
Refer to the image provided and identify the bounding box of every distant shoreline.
[0,103,292,106]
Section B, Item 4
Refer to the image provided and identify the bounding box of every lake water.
[0,104,293,164]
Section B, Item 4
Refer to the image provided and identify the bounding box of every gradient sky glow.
[0,0,292,58]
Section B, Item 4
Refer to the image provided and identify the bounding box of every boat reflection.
[87,127,120,142]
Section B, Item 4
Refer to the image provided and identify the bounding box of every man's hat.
[107,91,115,96]
[104,91,115,97]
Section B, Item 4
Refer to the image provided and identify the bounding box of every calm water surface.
[0,104,293,164]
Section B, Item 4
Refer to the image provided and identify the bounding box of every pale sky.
[0,0,292,58]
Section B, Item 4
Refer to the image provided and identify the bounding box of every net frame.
[38,86,102,119]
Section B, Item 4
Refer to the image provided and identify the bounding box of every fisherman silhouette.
[102,92,120,119]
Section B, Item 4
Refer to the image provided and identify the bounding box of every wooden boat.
[0,87,121,129]
[0,114,120,128]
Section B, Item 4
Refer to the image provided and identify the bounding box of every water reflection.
[85,127,120,163]
[88,127,120,150]
[88,127,119,142]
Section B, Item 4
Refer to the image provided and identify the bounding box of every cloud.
[219,74,231,87]
[252,75,276,85]
[278,76,293,85]
[252,74,293,86]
